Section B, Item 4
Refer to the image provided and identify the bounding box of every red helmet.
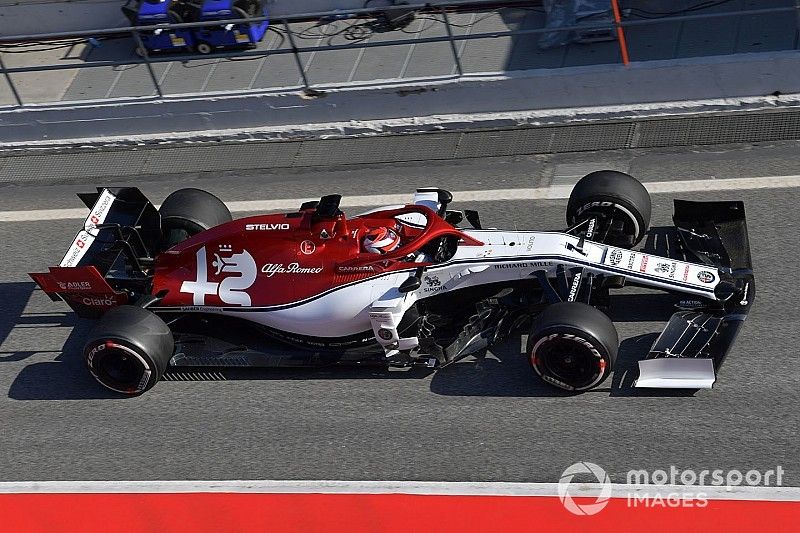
[362,226,401,254]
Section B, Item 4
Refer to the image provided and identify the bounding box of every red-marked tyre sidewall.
[84,339,157,395]
[83,306,174,395]
[528,328,612,392]
[527,303,618,392]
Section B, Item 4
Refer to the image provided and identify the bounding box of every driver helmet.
[362,226,401,254]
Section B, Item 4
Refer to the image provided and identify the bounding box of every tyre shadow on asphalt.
[611,333,697,397]
[3,284,698,400]
[429,342,574,397]
[429,290,699,398]
[7,319,122,400]
[1,282,121,400]
[428,334,696,398]
[0,282,40,355]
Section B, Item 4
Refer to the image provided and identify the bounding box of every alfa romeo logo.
[558,462,612,515]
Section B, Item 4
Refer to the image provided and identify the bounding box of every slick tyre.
[566,170,651,247]
[159,188,232,249]
[527,302,618,392]
[84,306,174,395]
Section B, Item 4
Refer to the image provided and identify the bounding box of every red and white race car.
[30,171,754,395]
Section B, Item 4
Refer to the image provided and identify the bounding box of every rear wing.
[29,187,161,318]
[60,187,161,274]
[636,200,754,389]
[30,266,129,318]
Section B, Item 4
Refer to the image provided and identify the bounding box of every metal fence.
[1,0,799,109]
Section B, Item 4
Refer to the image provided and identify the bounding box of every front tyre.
[84,306,174,395]
[566,170,651,247]
[527,302,618,391]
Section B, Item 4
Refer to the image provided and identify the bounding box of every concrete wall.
[2,52,799,148]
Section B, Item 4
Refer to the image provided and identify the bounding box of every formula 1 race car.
[29,171,754,395]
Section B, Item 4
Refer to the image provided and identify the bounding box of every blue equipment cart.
[122,0,268,56]
[192,0,269,54]
[122,0,194,55]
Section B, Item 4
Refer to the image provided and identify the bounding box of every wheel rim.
[604,203,641,245]
[531,334,606,390]
[87,341,152,394]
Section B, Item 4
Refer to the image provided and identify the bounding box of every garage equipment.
[122,0,269,55]
[192,0,269,54]
[122,0,195,55]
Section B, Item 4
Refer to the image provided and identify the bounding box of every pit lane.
[0,140,797,483]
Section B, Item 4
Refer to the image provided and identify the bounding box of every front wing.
[635,200,754,388]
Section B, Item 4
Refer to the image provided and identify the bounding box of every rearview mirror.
[399,276,421,293]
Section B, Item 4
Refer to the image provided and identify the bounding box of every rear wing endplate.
[29,266,129,318]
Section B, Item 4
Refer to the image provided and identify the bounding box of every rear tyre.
[566,170,651,247]
[84,306,174,395]
[159,188,232,248]
[527,302,618,392]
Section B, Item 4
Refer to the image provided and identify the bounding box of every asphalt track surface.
[1,140,798,484]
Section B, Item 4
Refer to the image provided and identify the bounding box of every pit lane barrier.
[1,2,799,108]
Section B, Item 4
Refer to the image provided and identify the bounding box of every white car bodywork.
[162,226,720,346]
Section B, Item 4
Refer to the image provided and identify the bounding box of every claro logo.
[82,296,116,307]
[246,223,290,231]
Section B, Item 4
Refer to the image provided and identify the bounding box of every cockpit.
[302,190,478,268]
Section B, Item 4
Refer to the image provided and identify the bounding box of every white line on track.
[2,174,800,223]
[0,480,798,499]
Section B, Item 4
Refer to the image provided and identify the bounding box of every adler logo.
[246,223,290,231]
[57,281,92,291]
